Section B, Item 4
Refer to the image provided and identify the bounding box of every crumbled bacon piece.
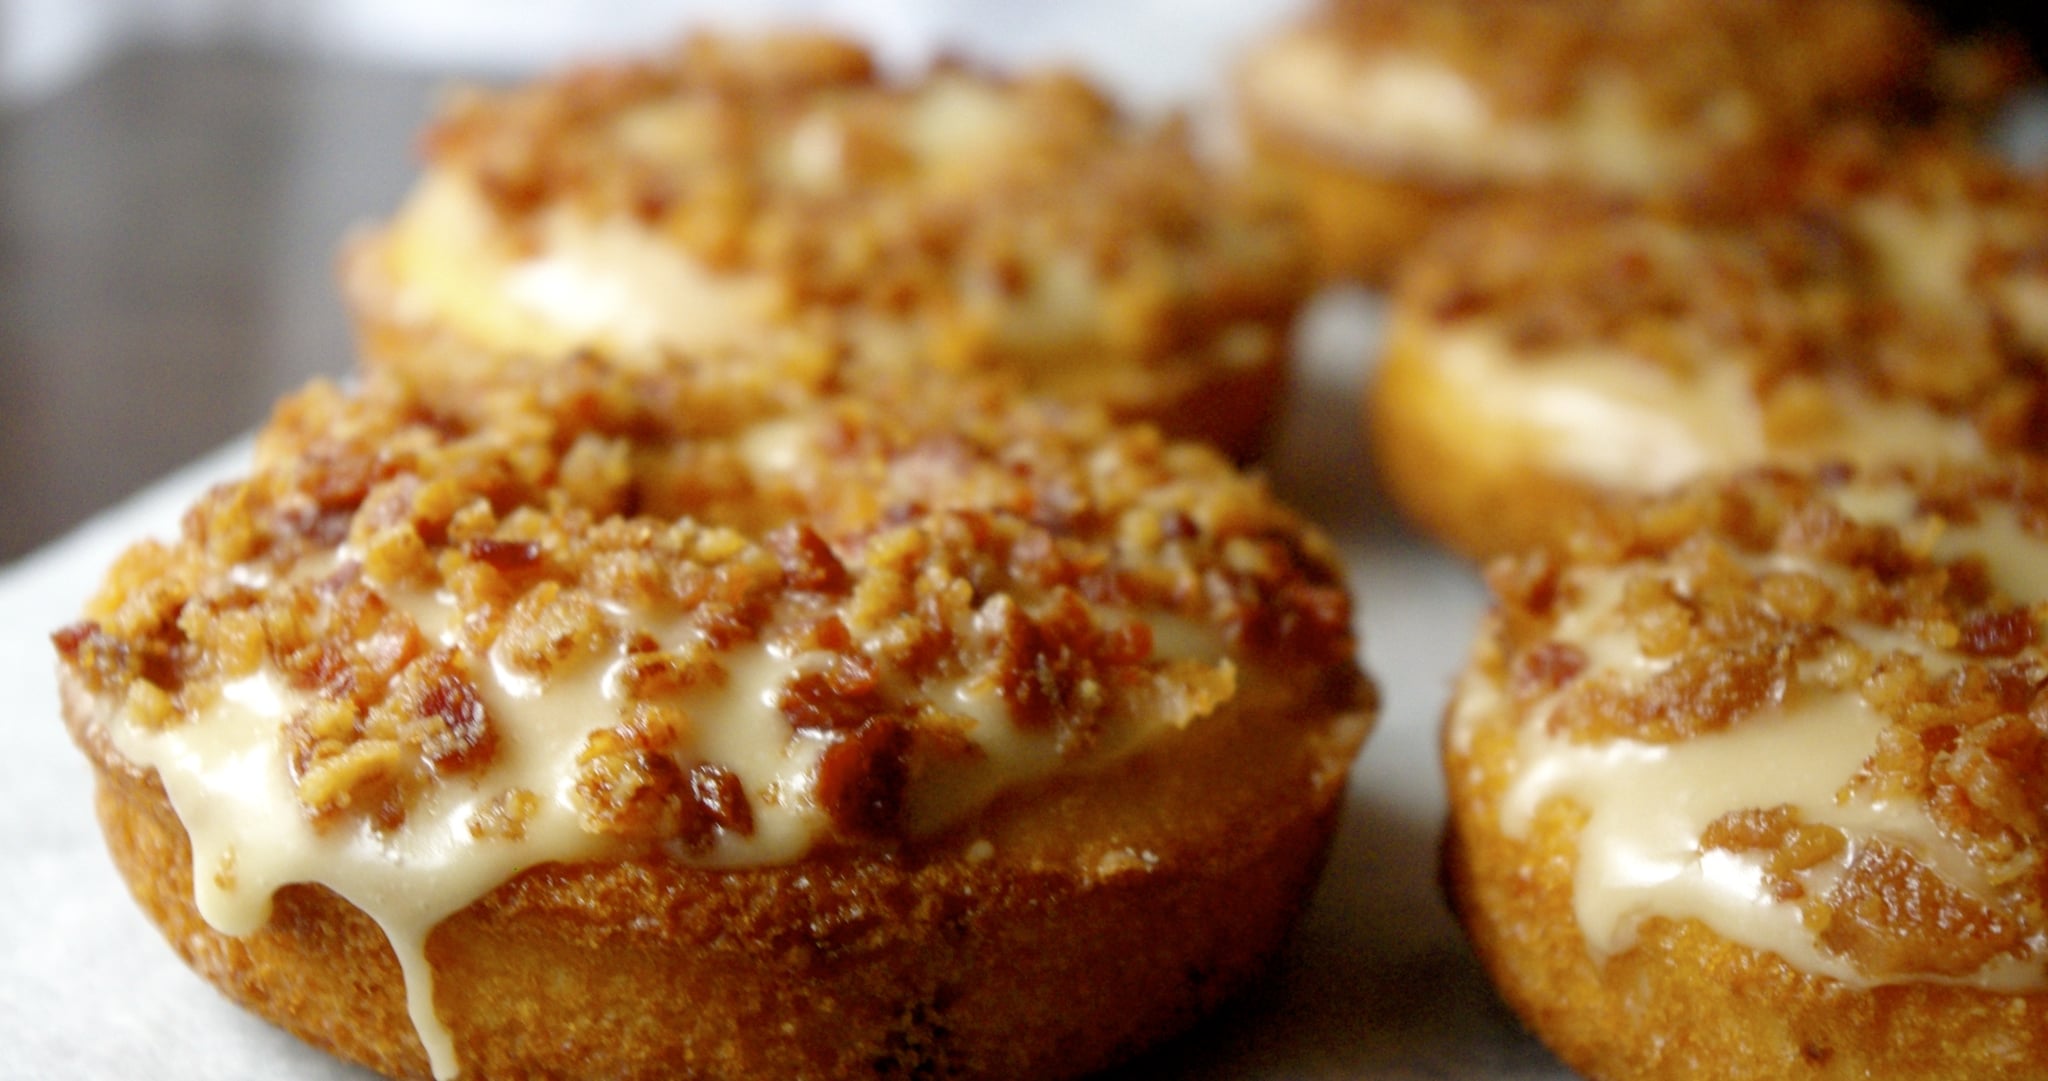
[1510,641,1587,699]
[1816,842,2022,978]
[466,537,544,572]
[403,665,497,772]
[815,718,910,840]
[1956,608,2037,658]
[686,763,754,840]
[769,524,850,595]
[780,655,885,732]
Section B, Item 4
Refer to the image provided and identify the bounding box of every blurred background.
[2,0,2042,564]
[0,0,1302,563]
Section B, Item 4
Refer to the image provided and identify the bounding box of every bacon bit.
[51,621,133,691]
[306,449,378,513]
[1158,511,1198,541]
[988,603,1068,730]
[468,789,541,841]
[1487,554,1562,616]
[1956,609,2037,658]
[277,500,353,548]
[614,650,712,700]
[573,730,690,840]
[293,739,405,822]
[686,763,754,838]
[1943,557,1996,610]
[1817,842,2021,978]
[284,699,360,783]
[408,667,497,772]
[779,655,884,732]
[768,524,851,595]
[1700,805,1845,900]
[1931,712,2048,845]
[790,614,855,653]
[298,643,360,700]
[466,537,545,572]
[50,621,97,661]
[359,624,426,687]
[1102,622,1153,666]
[1648,646,1789,734]
[1511,641,1587,698]
[696,600,762,652]
[1227,576,1351,661]
[1429,285,1488,323]
[815,718,910,839]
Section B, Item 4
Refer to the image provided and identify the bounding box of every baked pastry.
[1370,131,2048,561]
[346,32,1310,461]
[55,372,1374,1080]
[1445,463,2048,1080]
[1236,0,1963,283]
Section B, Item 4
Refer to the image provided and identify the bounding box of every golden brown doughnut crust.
[84,664,1362,1081]
[1235,0,1981,283]
[58,372,1374,1080]
[1366,320,1613,561]
[346,31,1308,460]
[1445,464,2048,1080]
[1370,131,2048,561]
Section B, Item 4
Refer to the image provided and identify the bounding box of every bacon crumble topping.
[1402,132,2048,461]
[353,31,1309,455]
[57,374,1358,853]
[1483,465,2048,980]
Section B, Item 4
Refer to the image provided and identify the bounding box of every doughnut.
[1235,0,1960,283]
[54,371,1375,1080]
[1370,130,2048,561]
[1444,463,2048,1080]
[345,31,1311,461]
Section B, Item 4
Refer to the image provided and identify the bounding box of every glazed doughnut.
[1235,0,1960,283]
[1370,131,2048,561]
[346,31,1311,461]
[1445,463,2048,1080]
[55,372,1374,1080]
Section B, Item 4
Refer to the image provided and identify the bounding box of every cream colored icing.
[383,174,786,365]
[1243,34,1745,192]
[1954,505,2048,603]
[1459,484,2048,988]
[1426,324,1987,492]
[103,661,624,1079]
[386,167,1124,384]
[99,568,1231,1077]
[1836,488,2048,604]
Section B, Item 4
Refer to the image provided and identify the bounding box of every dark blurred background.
[0,47,433,562]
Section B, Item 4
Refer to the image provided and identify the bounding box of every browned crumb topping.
[394,31,1305,386]
[56,373,1359,851]
[1401,130,2048,457]
[1303,0,1933,127]
[1485,463,2048,978]
[1703,807,2024,977]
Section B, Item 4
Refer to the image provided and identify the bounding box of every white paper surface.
[0,290,1578,1080]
